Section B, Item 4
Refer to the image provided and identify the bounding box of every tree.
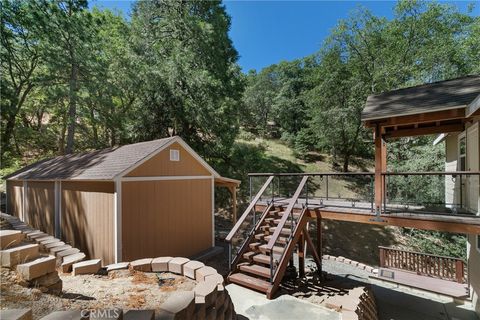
[130,0,243,159]
[1,0,42,161]
[30,0,101,154]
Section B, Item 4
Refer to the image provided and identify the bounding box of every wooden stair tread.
[249,242,261,250]
[264,235,288,244]
[243,252,256,261]
[228,273,272,293]
[254,233,265,240]
[259,244,284,254]
[268,227,291,235]
[273,219,294,225]
[239,264,271,278]
[252,254,271,265]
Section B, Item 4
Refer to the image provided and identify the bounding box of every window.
[170,149,180,161]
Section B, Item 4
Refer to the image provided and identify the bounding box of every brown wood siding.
[6,180,23,218]
[61,181,115,264]
[126,142,211,177]
[122,179,212,261]
[25,181,55,235]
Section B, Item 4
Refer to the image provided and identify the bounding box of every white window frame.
[170,149,180,161]
[457,132,466,171]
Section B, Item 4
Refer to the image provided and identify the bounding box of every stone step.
[56,248,80,258]
[61,253,86,273]
[72,259,102,276]
[1,244,39,267]
[27,232,48,240]
[16,255,56,281]
[44,241,65,250]
[0,230,25,249]
[49,245,72,254]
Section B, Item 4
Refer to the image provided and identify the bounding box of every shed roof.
[362,75,480,121]
[5,136,223,181]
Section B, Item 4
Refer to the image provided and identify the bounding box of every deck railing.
[382,171,480,215]
[379,246,466,283]
[248,171,480,216]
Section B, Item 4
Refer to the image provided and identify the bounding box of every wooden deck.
[371,268,470,299]
[256,198,480,234]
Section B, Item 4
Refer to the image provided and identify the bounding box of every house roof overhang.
[362,75,480,139]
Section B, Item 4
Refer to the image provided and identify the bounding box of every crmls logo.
[81,309,122,318]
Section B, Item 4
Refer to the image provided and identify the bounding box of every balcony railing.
[379,246,466,283]
[248,171,480,217]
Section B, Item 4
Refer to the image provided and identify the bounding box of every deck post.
[298,232,305,278]
[374,125,387,212]
[317,215,322,276]
[230,185,237,224]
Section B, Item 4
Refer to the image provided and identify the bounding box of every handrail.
[266,175,309,250]
[249,172,373,177]
[382,171,480,176]
[226,175,274,242]
[270,207,308,286]
[248,171,480,177]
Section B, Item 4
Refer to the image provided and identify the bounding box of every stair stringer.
[266,207,309,299]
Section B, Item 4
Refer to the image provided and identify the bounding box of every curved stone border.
[103,257,236,319]
[323,255,379,275]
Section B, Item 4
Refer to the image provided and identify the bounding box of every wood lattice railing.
[379,246,466,283]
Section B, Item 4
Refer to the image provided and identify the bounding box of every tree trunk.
[343,154,350,172]
[65,61,78,154]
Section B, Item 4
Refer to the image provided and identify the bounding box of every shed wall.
[6,180,23,219]
[61,181,115,264]
[121,179,213,261]
[126,142,211,177]
[25,181,55,235]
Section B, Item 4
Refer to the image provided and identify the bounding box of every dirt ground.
[0,268,196,319]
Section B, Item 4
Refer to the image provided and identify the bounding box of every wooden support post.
[298,232,305,278]
[304,227,322,272]
[316,216,322,276]
[456,260,464,283]
[231,186,237,224]
[379,247,385,268]
[374,125,387,211]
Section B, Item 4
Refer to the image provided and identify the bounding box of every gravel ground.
[0,267,196,319]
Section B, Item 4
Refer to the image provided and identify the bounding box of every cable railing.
[382,171,480,216]
[248,171,480,217]
[225,176,274,270]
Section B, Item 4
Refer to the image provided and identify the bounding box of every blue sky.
[90,1,477,72]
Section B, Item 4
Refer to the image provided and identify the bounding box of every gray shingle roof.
[362,75,480,121]
[5,137,177,180]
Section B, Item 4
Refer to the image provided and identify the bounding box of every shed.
[4,136,240,264]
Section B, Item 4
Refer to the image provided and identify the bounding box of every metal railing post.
[326,175,329,200]
[228,244,232,271]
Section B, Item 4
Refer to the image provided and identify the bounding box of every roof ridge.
[369,74,480,98]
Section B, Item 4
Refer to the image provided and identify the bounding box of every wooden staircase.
[226,176,320,299]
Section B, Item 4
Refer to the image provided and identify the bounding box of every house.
[4,136,240,264]
[225,74,480,314]
[363,75,480,314]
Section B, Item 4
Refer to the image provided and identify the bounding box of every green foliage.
[1,0,243,170]
[403,229,467,260]
[130,0,244,159]
[241,0,479,172]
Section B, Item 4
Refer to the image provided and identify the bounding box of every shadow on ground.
[317,220,400,266]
